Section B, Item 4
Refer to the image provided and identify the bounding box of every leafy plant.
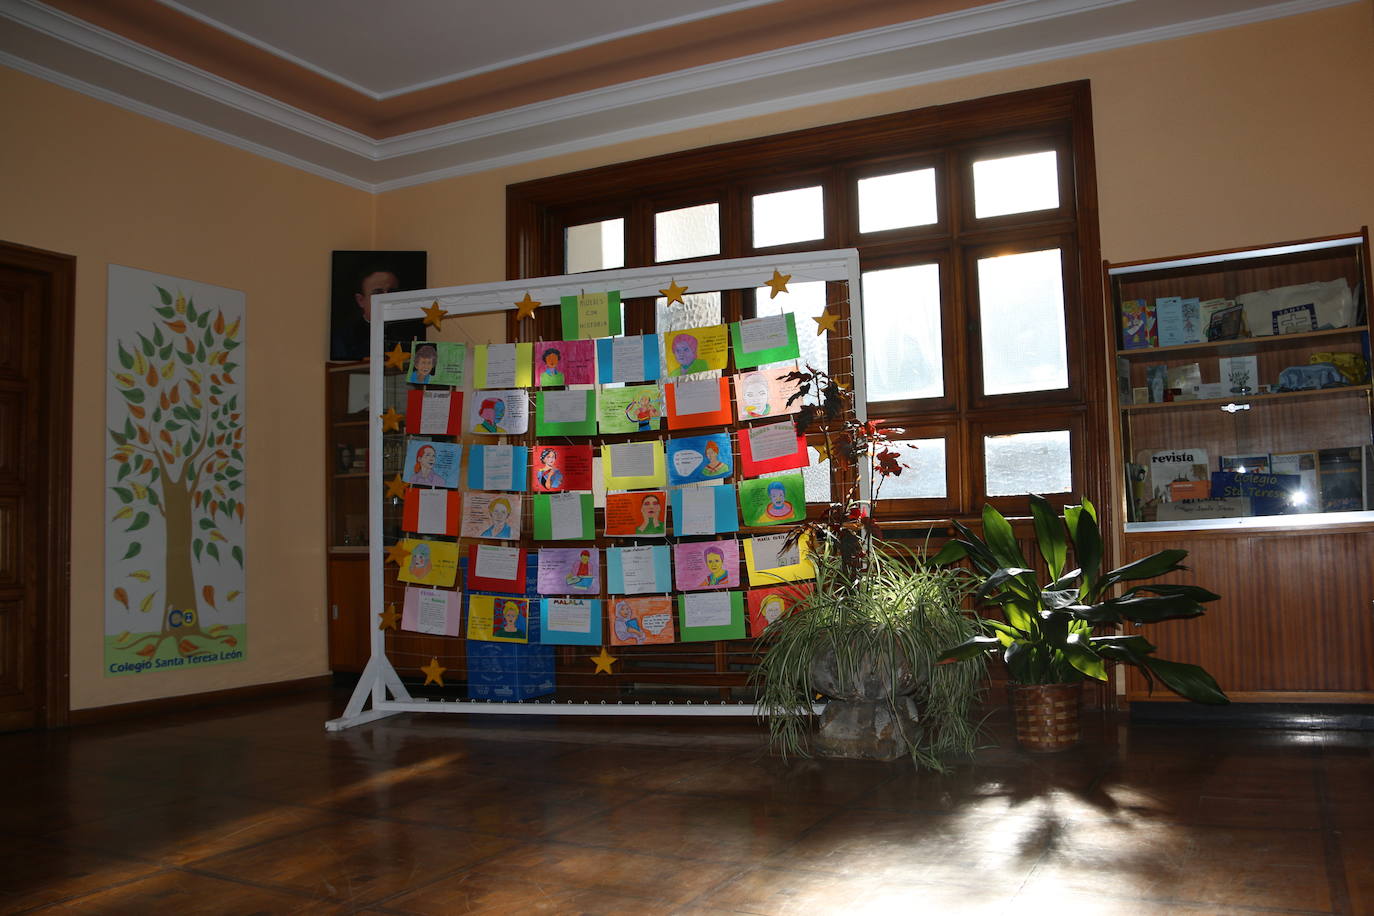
[935,494,1228,704]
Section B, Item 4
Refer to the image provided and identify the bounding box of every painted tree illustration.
[108,285,244,659]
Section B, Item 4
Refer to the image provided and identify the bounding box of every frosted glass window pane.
[984,430,1071,497]
[752,186,824,248]
[655,292,722,381]
[876,439,946,500]
[862,264,942,401]
[977,249,1067,395]
[973,151,1058,219]
[857,168,937,233]
[754,281,827,372]
[655,203,719,262]
[762,449,830,504]
[565,218,624,273]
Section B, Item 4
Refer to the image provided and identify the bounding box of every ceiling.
[0,0,1351,191]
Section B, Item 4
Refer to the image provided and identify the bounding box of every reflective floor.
[1,688,1370,914]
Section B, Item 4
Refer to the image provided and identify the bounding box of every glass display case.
[1108,231,1372,531]
[326,362,406,550]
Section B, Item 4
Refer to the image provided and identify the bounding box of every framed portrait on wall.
[329,250,428,361]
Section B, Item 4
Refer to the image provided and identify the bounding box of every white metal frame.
[327,249,865,731]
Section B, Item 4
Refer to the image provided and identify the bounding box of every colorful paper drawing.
[534,340,595,386]
[535,389,597,436]
[730,313,799,369]
[743,532,814,585]
[605,545,672,594]
[469,389,529,435]
[739,474,806,527]
[663,325,728,376]
[403,439,461,488]
[669,485,739,536]
[536,547,601,595]
[596,334,660,384]
[460,492,523,540]
[532,491,595,540]
[402,488,462,536]
[665,378,732,430]
[666,433,732,485]
[738,420,810,475]
[467,594,530,644]
[466,544,528,593]
[604,491,668,537]
[465,445,528,492]
[409,340,466,387]
[396,539,460,587]
[560,291,623,339]
[531,445,594,492]
[733,367,803,421]
[402,586,463,636]
[673,539,740,591]
[607,596,675,646]
[406,388,464,435]
[601,441,667,490]
[678,591,746,642]
[598,384,663,434]
[473,342,533,389]
[747,583,812,637]
[541,597,601,645]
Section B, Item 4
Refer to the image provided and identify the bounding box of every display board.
[327,250,865,730]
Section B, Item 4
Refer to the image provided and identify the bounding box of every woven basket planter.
[1008,682,1082,752]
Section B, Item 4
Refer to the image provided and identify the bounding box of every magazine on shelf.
[1141,448,1209,504]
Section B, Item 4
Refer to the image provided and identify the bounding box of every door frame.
[1,240,74,728]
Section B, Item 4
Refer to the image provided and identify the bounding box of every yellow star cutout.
[380,407,404,432]
[420,657,447,687]
[421,300,449,329]
[589,647,618,675]
[384,343,410,371]
[813,309,840,335]
[810,438,832,463]
[385,474,409,500]
[659,279,688,306]
[377,603,400,630]
[386,541,411,567]
[764,269,791,299]
[514,292,541,320]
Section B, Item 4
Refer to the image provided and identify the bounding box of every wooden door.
[327,554,371,672]
[0,242,73,731]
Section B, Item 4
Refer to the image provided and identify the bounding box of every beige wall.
[0,68,373,709]
[377,2,1374,274]
[1,2,1370,712]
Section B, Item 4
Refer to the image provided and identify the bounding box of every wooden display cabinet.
[1104,231,1374,704]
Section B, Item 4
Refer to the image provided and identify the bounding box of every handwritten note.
[749,532,799,571]
[474,544,520,582]
[674,378,722,416]
[618,545,662,594]
[739,314,790,353]
[543,389,588,423]
[683,591,733,628]
[610,442,655,479]
[546,597,592,633]
[416,589,451,635]
[416,489,450,533]
[419,390,453,434]
[748,421,801,463]
[611,335,648,383]
[548,492,586,541]
[482,446,514,490]
[677,487,717,536]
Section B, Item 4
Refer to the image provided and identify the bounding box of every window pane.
[977,249,1067,395]
[655,203,719,262]
[875,438,946,500]
[752,186,824,248]
[655,292,722,381]
[984,430,1071,497]
[754,281,827,372]
[862,264,942,401]
[564,218,624,273]
[973,150,1058,218]
[857,168,937,233]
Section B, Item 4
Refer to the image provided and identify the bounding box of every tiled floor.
[1,688,1370,914]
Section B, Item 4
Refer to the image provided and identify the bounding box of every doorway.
[0,241,73,731]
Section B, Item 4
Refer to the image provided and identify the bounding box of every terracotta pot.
[1008,681,1082,752]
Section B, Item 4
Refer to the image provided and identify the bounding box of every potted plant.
[935,494,1228,752]
[752,367,986,766]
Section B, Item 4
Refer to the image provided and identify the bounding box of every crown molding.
[2,0,1357,192]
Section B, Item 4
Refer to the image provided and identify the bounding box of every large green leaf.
[1063,641,1107,681]
[1084,593,1209,625]
[1099,549,1189,589]
[1067,503,1103,600]
[1029,494,1066,580]
[931,540,967,566]
[1140,657,1229,704]
[938,635,1000,662]
[981,503,1027,571]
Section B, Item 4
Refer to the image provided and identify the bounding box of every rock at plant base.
[814,697,922,760]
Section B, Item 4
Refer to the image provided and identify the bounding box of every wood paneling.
[1122,528,1374,700]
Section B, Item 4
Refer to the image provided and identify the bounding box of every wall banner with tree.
[104,265,246,676]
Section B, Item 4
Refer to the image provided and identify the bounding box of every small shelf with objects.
[1108,230,1373,532]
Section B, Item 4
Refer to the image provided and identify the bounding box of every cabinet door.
[327,555,371,673]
